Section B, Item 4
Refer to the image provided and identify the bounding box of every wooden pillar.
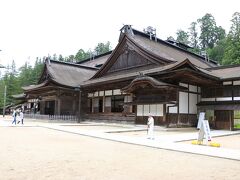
[177,89,180,126]
[57,98,61,115]
[78,90,82,123]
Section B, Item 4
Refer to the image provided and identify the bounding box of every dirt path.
[0,126,239,180]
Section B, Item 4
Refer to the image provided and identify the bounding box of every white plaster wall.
[234,97,240,100]
[143,105,150,116]
[105,97,111,107]
[201,98,215,101]
[189,85,197,92]
[124,95,132,102]
[137,105,143,116]
[223,81,232,85]
[94,91,98,97]
[189,93,198,114]
[93,98,99,107]
[216,97,232,101]
[156,104,163,116]
[233,80,240,85]
[88,93,93,97]
[179,83,188,88]
[169,106,178,113]
[179,91,188,113]
[113,89,121,95]
[149,104,157,116]
[99,91,104,96]
[105,90,112,96]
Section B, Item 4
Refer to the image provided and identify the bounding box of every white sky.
[0,0,239,68]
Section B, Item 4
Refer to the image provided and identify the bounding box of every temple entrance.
[215,110,233,130]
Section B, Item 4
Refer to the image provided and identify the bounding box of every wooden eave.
[121,75,186,93]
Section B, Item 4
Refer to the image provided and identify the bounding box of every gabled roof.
[82,59,220,87]
[24,60,98,91]
[207,64,240,80]
[77,51,112,68]
[46,60,97,87]
[92,34,173,79]
[91,26,218,80]
[130,29,217,69]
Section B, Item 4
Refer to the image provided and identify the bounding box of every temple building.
[22,25,240,130]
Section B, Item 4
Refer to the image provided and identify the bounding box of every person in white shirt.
[17,109,24,125]
[147,114,154,140]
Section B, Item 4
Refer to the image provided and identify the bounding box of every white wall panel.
[189,85,197,92]
[105,90,112,96]
[93,98,99,107]
[143,105,150,116]
[189,93,198,114]
[223,81,232,85]
[179,83,188,88]
[169,106,178,113]
[216,97,232,101]
[149,104,157,116]
[137,105,143,116]
[156,104,163,116]
[233,80,240,85]
[234,97,240,100]
[113,89,121,95]
[201,98,215,101]
[94,91,98,97]
[99,91,104,96]
[179,92,188,113]
[105,97,111,107]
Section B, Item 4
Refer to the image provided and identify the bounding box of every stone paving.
[1,116,240,161]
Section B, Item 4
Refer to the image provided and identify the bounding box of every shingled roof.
[207,64,240,80]
[77,51,112,68]
[130,28,217,69]
[24,60,98,91]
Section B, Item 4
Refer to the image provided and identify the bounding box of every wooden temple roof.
[130,30,217,69]
[82,59,220,87]
[23,60,98,92]
[77,51,112,68]
[207,64,240,80]
[22,25,240,95]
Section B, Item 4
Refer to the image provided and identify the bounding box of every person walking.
[17,109,24,125]
[147,113,154,140]
[11,110,17,125]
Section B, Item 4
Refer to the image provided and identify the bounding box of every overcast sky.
[0,0,239,68]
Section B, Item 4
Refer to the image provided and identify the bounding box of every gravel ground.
[0,126,239,180]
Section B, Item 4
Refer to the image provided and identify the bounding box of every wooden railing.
[24,114,78,121]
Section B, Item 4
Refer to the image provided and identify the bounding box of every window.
[111,96,124,112]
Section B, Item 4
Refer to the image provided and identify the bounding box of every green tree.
[75,49,90,62]
[65,55,75,62]
[189,22,199,49]
[198,13,218,49]
[222,12,240,65]
[94,41,111,55]
[176,29,189,45]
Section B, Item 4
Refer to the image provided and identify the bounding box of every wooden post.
[78,90,82,123]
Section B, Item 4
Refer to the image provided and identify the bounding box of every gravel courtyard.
[0,126,239,180]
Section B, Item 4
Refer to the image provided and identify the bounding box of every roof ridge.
[77,51,113,64]
[49,60,98,70]
[131,28,218,66]
[207,63,240,70]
